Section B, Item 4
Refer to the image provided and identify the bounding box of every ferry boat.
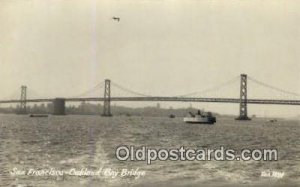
[183,110,216,124]
[29,114,49,117]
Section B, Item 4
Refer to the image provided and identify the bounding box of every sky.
[0,0,299,117]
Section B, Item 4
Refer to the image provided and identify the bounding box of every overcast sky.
[0,0,299,117]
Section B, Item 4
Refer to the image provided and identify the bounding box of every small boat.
[169,114,176,118]
[29,114,49,117]
[184,110,216,124]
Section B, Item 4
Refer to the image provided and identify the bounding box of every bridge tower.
[20,85,27,114]
[102,79,112,116]
[236,74,251,120]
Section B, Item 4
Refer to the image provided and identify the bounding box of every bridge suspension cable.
[174,76,240,97]
[72,81,105,98]
[111,81,152,97]
[0,89,20,100]
[27,88,46,99]
[248,76,300,97]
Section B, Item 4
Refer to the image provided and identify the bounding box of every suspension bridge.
[0,74,299,120]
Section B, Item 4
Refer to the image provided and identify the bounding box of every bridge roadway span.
[0,97,300,105]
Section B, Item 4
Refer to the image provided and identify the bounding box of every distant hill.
[0,102,220,117]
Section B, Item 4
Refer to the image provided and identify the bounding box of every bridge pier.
[236,74,251,120]
[102,79,112,117]
[53,98,66,115]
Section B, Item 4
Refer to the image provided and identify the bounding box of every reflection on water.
[0,114,299,187]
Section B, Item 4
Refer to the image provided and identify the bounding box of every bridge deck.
[0,97,299,105]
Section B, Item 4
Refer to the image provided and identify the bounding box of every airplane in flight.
[112,17,120,22]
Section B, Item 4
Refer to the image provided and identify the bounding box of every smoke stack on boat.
[184,110,216,124]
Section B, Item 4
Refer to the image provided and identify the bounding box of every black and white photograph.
[0,0,299,186]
